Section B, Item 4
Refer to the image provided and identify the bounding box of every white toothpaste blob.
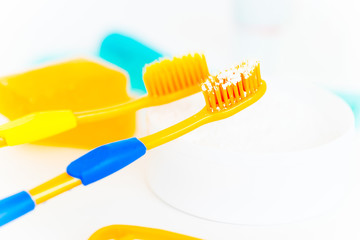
[202,60,259,92]
[146,77,353,153]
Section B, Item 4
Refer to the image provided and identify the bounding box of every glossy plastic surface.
[89,225,200,240]
[29,173,81,204]
[67,138,146,185]
[0,191,35,227]
[0,63,264,227]
[0,110,77,146]
[146,79,355,225]
[0,54,208,148]
[100,33,163,94]
[140,81,266,150]
[0,59,135,149]
[74,53,209,124]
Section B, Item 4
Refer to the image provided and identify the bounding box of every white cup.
[145,78,355,225]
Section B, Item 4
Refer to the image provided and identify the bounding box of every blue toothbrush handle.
[67,138,147,185]
[0,191,35,227]
[0,138,147,227]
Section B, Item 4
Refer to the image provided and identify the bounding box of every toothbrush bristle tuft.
[201,61,262,112]
[143,53,209,96]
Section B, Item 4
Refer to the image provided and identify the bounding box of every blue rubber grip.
[0,191,35,227]
[67,138,147,185]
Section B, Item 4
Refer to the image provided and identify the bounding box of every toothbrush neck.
[140,108,210,150]
[74,97,150,124]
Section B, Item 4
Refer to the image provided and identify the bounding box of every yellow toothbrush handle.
[140,108,210,150]
[89,225,201,240]
[0,110,77,146]
[140,82,267,150]
[29,173,81,204]
[0,98,148,147]
[74,86,200,125]
[74,97,150,124]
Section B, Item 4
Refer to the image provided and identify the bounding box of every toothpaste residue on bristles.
[201,60,259,92]
[201,60,261,111]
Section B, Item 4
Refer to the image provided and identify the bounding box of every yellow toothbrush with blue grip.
[0,53,208,148]
[0,61,266,226]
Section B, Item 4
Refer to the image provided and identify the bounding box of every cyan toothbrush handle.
[0,191,35,227]
[99,33,163,94]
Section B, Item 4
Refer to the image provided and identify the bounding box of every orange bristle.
[201,61,262,112]
[143,53,209,97]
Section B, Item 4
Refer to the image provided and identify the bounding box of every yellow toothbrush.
[0,53,209,147]
[0,60,266,226]
[89,225,200,240]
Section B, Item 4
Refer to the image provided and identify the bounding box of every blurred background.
[1,0,359,90]
[1,0,360,239]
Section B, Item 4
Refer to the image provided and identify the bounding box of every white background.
[1,0,360,239]
[0,0,359,90]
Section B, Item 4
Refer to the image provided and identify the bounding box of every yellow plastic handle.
[140,80,267,150]
[0,110,77,146]
[89,225,201,240]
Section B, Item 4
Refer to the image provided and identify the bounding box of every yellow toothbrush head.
[139,60,266,150]
[201,60,266,118]
[143,53,209,102]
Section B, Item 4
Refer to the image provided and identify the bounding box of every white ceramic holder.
[145,78,355,225]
